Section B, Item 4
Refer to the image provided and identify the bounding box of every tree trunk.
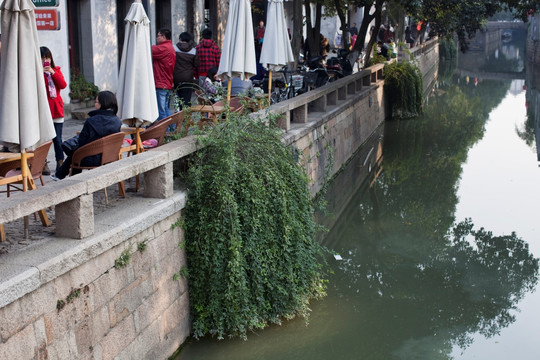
[291,0,303,69]
[350,4,378,68]
[363,0,384,66]
[333,0,348,49]
[304,1,322,60]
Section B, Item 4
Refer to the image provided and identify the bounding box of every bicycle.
[270,67,304,104]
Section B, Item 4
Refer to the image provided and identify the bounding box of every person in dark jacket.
[173,32,199,109]
[51,91,122,180]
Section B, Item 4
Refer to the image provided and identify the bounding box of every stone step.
[71,107,94,120]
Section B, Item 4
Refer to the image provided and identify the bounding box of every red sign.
[35,9,60,30]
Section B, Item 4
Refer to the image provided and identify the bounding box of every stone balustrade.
[254,63,385,132]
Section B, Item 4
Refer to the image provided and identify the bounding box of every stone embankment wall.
[0,192,190,359]
[0,38,439,360]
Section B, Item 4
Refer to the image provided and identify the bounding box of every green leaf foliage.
[384,60,423,119]
[184,115,327,340]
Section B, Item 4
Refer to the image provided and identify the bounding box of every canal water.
[176,34,539,360]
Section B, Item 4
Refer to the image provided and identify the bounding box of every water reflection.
[323,32,538,357]
[523,55,540,161]
[176,29,539,360]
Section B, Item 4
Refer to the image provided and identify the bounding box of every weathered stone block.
[159,293,189,340]
[92,264,131,311]
[115,320,160,360]
[0,280,56,340]
[0,323,37,360]
[0,264,40,309]
[109,273,153,327]
[144,163,173,199]
[99,315,136,360]
[56,194,94,239]
[151,249,185,291]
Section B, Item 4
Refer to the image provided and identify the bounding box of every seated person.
[222,77,254,96]
[377,41,390,60]
[52,91,122,180]
[202,66,222,103]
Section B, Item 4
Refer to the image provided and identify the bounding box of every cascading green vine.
[384,60,423,119]
[183,114,327,340]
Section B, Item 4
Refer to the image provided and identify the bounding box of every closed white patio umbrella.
[0,0,55,153]
[0,0,55,237]
[217,0,257,101]
[117,0,158,128]
[259,0,295,101]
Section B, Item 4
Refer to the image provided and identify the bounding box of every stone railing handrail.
[250,63,386,131]
[0,63,388,240]
[0,137,199,239]
[401,37,439,61]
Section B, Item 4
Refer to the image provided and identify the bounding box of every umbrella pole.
[21,151,29,239]
[135,124,141,191]
[268,70,273,104]
[227,79,232,102]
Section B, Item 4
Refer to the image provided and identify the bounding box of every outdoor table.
[120,126,147,191]
[186,104,226,129]
[120,126,146,155]
[0,152,50,241]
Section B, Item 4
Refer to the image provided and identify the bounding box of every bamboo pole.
[268,70,273,103]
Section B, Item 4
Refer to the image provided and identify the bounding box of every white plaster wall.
[171,1,188,41]
[91,0,119,93]
[193,0,205,42]
[37,3,70,104]
[148,0,157,44]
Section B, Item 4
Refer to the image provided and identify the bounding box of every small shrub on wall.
[184,114,327,340]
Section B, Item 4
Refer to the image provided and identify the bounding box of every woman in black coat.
[52,91,122,180]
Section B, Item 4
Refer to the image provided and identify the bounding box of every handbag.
[62,135,79,156]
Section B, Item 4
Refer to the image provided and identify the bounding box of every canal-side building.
[34,0,362,106]
[35,0,224,105]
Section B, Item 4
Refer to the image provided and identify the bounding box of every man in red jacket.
[195,28,221,87]
[152,28,176,120]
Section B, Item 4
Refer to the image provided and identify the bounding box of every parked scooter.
[326,49,353,80]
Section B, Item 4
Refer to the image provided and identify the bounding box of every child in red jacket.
[41,46,67,173]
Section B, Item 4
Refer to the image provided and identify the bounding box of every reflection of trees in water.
[518,62,539,149]
[438,59,458,85]
[324,78,538,359]
[330,217,538,359]
[515,103,536,147]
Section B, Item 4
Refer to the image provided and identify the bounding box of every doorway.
[67,0,94,82]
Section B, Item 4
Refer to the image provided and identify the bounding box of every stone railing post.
[144,162,173,199]
[56,194,94,239]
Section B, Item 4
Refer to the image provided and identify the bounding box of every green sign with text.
[32,0,58,7]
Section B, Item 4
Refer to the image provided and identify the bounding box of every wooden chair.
[70,132,126,203]
[0,141,52,196]
[143,111,185,145]
[228,96,246,114]
[0,150,51,241]
[195,90,212,105]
